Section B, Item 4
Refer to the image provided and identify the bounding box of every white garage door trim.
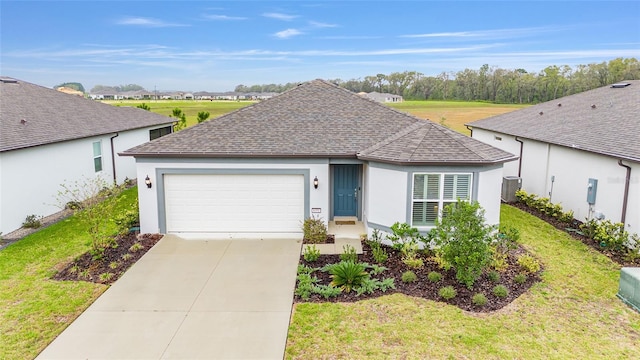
[157,169,310,238]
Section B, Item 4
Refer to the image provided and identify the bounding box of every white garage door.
[164,174,304,234]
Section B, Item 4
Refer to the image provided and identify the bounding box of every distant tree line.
[235,57,639,104]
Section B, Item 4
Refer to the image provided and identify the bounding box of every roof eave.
[356,154,519,166]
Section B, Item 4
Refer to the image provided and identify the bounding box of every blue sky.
[2,0,639,91]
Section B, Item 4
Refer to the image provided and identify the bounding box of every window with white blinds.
[412,173,472,226]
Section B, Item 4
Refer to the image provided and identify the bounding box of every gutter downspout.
[110,133,119,184]
[618,160,631,226]
[515,137,524,177]
[465,125,473,137]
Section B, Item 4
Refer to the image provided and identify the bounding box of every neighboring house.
[467,81,639,236]
[362,91,404,103]
[0,76,174,235]
[122,80,516,239]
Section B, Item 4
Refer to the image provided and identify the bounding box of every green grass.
[286,204,640,359]
[0,187,138,360]
[104,100,254,127]
[389,100,528,135]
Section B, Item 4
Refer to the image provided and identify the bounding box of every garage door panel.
[164,174,305,234]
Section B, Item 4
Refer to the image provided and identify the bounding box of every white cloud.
[309,21,338,28]
[401,27,562,40]
[203,14,248,21]
[274,29,303,39]
[116,16,188,27]
[263,12,298,21]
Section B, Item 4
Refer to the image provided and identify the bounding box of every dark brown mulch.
[295,241,541,313]
[52,232,162,285]
[303,234,335,244]
[507,201,640,267]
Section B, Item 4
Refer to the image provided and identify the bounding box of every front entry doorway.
[332,164,360,217]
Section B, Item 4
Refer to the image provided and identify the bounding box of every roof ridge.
[358,121,426,155]
[436,125,489,159]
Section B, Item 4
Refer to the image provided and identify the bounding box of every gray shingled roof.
[1,77,174,152]
[123,79,516,165]
[467,80,640,162]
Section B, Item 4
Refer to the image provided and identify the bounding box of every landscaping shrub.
[487,270,501,282]
[22,214,42,229]
[593,220,627,251]
[355,277,395,296]
[472,293,488,306]
[427,271,442,283]
[493,285,509,298]
[312,284,342,299]
[302,216,328,244]
[329,261,369,293]
[387,222,422,251]
[439,286,457,300]
[517,254,541,274]
[368,264,388,276]
[340,244,358,262]
[303,245,321,262]
[402,270,417,283]
[514,273,527,284]
[516,189,575,224]
[431,200,494,288]
[490,249,509,272]
[372,245,388,264]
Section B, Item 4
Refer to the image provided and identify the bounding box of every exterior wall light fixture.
[313,176,319,189]
[145,175,152,189]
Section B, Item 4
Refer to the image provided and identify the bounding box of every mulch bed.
[508,201,640,267]
[295,241,541,313]
[52,232,162,285]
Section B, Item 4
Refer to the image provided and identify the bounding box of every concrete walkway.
[36,235,302,360]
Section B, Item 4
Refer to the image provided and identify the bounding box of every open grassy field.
[285,204,640,359]
[103,100,254,127]
[104,99,527,134]
[388,100,529,135]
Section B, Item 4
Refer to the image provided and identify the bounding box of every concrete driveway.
[36,235,302,360]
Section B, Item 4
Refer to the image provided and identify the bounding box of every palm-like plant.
[329,261,368,293]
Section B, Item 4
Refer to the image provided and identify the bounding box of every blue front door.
[333,165,359,217]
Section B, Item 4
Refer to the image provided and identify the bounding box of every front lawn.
[0,187,138,360]
[286,204,640,359]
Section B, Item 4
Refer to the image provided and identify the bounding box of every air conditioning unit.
[501,176,522,203]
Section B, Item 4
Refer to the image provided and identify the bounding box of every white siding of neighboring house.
[0,126,171,235]
[134,159,331,234]
[473,128,639,235]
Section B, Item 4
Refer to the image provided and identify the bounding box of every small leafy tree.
[431,200,495,288]
[56,176,124,259]
[171,108,187,131]
[196,111,210,123]
[136,103,151,111]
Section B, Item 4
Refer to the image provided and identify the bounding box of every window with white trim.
[92,141,103,172]
[412,173,472,226]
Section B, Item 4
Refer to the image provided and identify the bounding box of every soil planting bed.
[52,233,162,285]
[296,241,542,313]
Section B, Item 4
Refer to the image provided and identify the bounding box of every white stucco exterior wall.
[476,166,504,227]
[134,159,330,234]
[366,165,408,228]
[0,126,170,234]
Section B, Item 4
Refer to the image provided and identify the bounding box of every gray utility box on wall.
[618,267,640,313]
[501,176,522,203]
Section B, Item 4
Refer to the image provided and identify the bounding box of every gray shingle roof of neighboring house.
[467,80,640,163]
[123,79,516,165]
[0,77,174,152]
